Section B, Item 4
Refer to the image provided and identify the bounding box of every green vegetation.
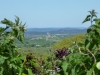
[0,16,26,75]
[0,10,100,75]
[53,34,86,50]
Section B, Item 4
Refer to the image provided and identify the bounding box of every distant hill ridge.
[26,27,87,32]
[25,27,87,35]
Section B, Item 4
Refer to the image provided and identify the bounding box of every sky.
[0,0,100,28]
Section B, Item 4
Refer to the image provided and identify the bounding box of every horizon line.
[27,27,88,28]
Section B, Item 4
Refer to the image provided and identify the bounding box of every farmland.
[16,27,87,54]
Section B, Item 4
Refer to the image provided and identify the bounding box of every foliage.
[0,16,26,75]
[83,10,100,50]
[23,53,45,75]
[55,10,100,75]
[1,10,100,75]
[32,10,100,75]
[53,34,86,50]
[55,47,70,60]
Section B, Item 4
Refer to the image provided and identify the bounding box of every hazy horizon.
[26,27,88,29]
[0,0,100,28]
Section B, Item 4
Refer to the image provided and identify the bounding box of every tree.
[53,34,86,50]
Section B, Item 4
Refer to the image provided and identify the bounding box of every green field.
[20,47,50,54]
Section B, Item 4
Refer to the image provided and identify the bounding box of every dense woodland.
[0,10,100,75]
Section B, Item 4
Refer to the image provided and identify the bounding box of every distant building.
[47,32,51,37]
[46,32,51,41]
[36,44,40,47]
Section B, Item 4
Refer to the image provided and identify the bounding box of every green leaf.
[86,68,94,75]
[96,62,100,70]
[85,39,90,48]
[0,66,4,75]
[17,64,23,75]
[28,69,35,75]
[78,43,84,47]
[61,61,68,73]
[82,15,91,23]
[71,67,76,75]
[92,14,97,18]
[96,28,100,34]
[0,55,8,64]
[1,18,14,27]
[15,16,20,26]
[87,28,92,33]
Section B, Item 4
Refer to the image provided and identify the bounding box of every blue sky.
[0,0,100,28]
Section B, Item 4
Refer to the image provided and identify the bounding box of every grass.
[19,47,52,54]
